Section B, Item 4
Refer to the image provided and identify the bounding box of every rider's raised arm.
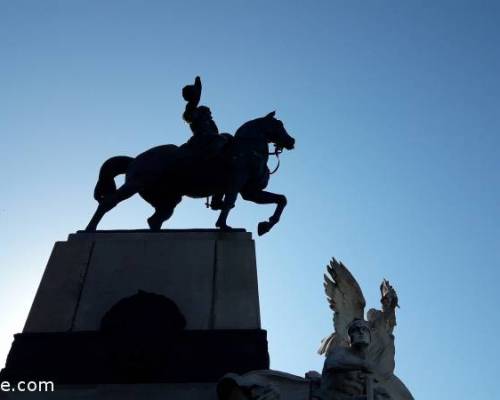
[182,76,202,123]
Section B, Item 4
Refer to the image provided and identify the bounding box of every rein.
[268,145,283,175]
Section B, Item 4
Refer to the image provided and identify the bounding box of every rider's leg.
[241,190,287,235]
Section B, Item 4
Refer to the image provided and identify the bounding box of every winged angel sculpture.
[215,258,414,400]
[314,258,414,400]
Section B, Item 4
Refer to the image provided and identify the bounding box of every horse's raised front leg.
[241,190,287,236]
[85,181,140,231]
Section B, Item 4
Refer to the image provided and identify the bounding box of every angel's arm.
[380,280,398,334]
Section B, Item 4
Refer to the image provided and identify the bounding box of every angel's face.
[349,325,371,348]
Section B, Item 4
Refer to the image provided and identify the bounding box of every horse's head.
[261,111,295,150]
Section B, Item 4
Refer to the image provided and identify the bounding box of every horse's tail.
[94,156,134,203]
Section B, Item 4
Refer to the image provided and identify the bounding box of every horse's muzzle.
[285,138,295,150]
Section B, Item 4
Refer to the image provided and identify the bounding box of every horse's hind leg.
[147,196,181,231]
[241,190,287,236]
[85,181,140,231]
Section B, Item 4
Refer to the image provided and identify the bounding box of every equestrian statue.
[85,76,295,235]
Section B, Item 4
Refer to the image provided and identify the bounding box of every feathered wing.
[318,257,366,354]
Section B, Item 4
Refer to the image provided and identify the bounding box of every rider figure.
[182,76,226,209]
[182,76,219,138]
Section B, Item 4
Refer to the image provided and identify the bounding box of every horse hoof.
[85,224,97,232]
[257,221,272,236]
[147,217,162,231]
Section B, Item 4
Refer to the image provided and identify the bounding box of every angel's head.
[347,318,371,349]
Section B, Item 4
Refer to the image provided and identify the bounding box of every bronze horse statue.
[85,111,295,235]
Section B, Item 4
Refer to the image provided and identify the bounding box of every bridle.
[268,144,283,175]
[204,139,286,208]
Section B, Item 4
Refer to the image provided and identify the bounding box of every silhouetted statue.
[85,77,295,235]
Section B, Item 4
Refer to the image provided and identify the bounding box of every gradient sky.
[1,1,499,398]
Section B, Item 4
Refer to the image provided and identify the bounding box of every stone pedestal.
[24,229,261,332]
[1,230,269,390]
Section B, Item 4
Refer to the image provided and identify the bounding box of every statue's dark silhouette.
[86,77,295,235]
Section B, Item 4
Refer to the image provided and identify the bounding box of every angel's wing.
[318,258,366,354]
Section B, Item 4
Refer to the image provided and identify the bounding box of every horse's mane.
[234,117,266,138]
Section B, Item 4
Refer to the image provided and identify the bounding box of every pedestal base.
[1,330,269,384]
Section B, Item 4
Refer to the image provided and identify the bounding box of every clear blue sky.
[1,1,499,398]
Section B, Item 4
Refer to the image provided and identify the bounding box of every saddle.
[182,133,233,162]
